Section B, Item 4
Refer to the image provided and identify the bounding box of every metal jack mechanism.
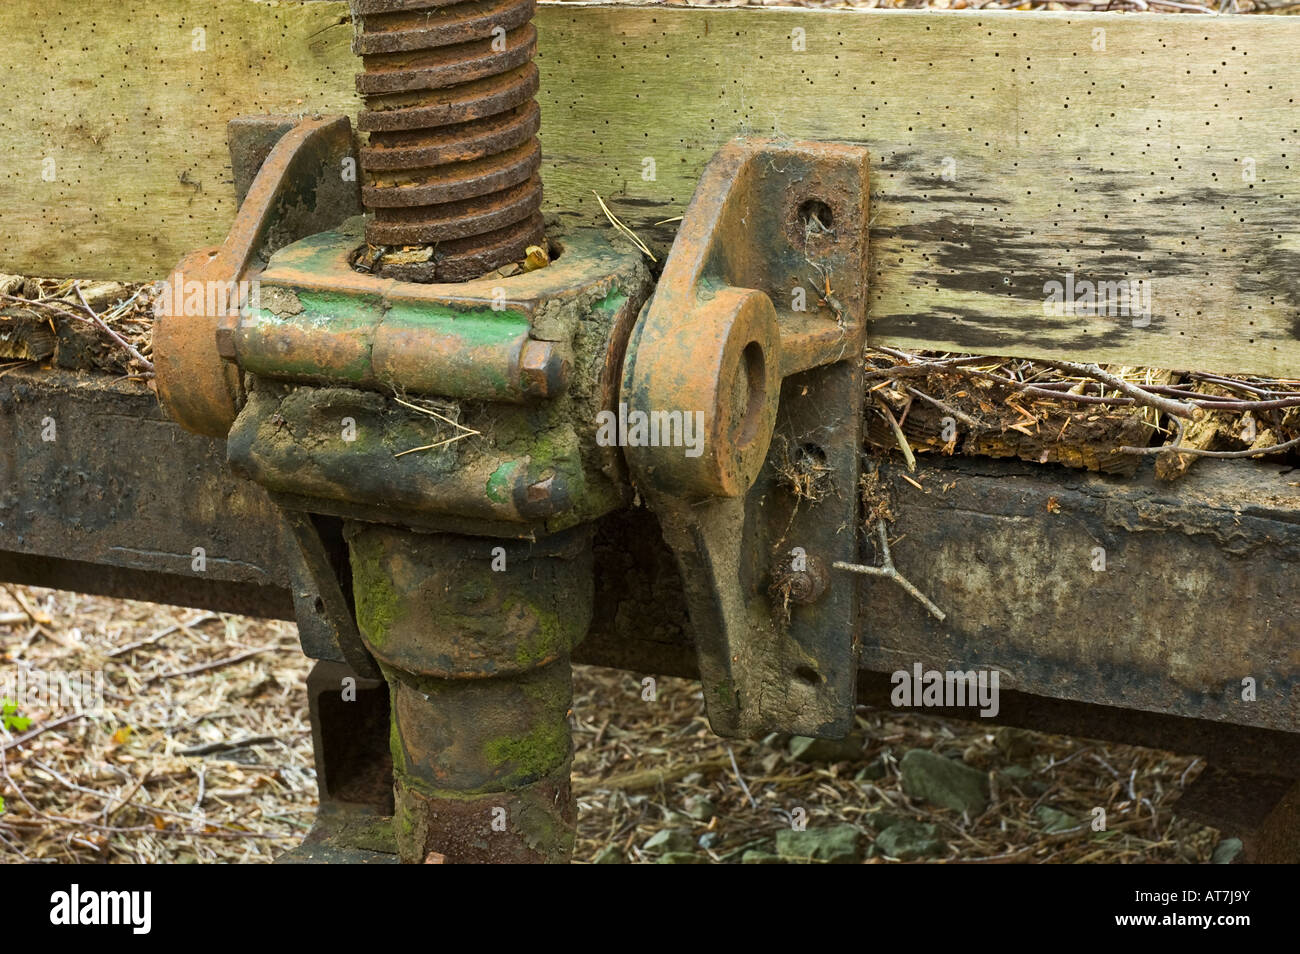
[153,0,869,863]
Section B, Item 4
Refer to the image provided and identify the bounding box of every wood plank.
[1,2,1299,375]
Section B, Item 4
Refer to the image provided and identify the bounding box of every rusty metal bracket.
[154,115,362,438]
[621,138,870,739]
[280,509,380,681]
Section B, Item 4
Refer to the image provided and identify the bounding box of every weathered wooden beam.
[1,2,1298,373]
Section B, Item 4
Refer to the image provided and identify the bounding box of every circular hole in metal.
[734,341,767,448]
[794,665,823,686]
[796,443,828,467]
[797,198,834,233]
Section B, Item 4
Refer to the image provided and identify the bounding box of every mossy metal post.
[346,525,593,863]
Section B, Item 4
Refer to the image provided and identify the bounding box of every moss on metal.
[348,533,403,650]
[481,718,572,785]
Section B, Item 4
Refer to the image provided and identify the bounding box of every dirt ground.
[0,584,1225,864]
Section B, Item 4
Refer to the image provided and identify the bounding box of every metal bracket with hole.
[621,138,871,738]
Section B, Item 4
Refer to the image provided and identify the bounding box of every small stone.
[685,796,716,822]
[657,851,708,864]
[775,824,863,864]
[874,820,947,861]
[741,850,788,864]
[1035,805,1077,833]
[900,748,990,815]
[994,727,1037,761]
[864,810,907,832]
[593,844,626,864]
[643,828,694,855]
[789,731,866,764]
[698,831,721,851]
[1211,838,1244,864]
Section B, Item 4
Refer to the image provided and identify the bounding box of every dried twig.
[905,386,979,428]
[1032,359,1203,421]
[2,585,51,625]
[875,397,916,471]
[726,746,758,811]
[104,770,152,828]
[0,290,154,374]
[833,520,946,622]
[574,756,730,795]
[0,713,86,754]
[1118,435,1300,458]
[178,735,282,757]
[593,191,658,262]
[106,613,218,658]
[147,646,285,682]
[391,392,480,457]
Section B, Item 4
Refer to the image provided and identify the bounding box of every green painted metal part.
[222,221,654,538]
[225,385,592,533]
[227,219,647,406]
[234,223,540,403]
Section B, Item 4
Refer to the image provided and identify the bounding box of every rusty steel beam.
[1176,765,1300,863]
[859,457,1300,735]
[0,368,288,599]
[3,370,1300,740]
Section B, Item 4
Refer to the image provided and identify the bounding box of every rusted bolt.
[519,339,569,399]
[774,553,829,606]
[349,0,545,282]
[525,473,554,504]
[215,324,238,360]
[514,470,569,519]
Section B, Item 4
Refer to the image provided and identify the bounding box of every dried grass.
[864,347,1300,476]
[0,585,1222,863]
[0,587,313,863]
[571,667,1219,863]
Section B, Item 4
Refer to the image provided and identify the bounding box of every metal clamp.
[621,138,871,738]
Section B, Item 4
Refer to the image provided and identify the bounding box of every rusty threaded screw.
[350,0,545,282]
